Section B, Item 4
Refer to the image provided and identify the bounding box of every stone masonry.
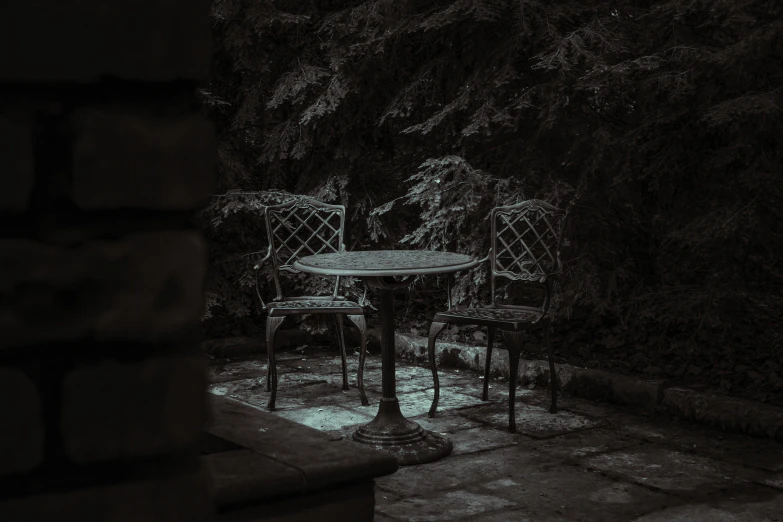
[0,1,216,520]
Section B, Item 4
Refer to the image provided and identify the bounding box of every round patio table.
[293,250,479,465]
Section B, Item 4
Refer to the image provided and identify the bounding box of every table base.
[352,397,453,466]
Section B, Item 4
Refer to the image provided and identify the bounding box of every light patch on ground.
[482,478,522,490]
[376,490,516,522]
[209,385,229,396]
[272,404,373,431]
[466,404,603,438]
[407,415,481,433]
[571,446,609,457]
[349,388,485,419]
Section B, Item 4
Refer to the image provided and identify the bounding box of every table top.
[293,250,479,277]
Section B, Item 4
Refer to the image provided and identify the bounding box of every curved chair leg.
[427,321,448,418]
[482,326,497,401]
[333,314,349,391]
[266,316,285,411]
[266,355,271,392]
[346,314,369,406]
[501,330,526,434]
[544,320,558,414]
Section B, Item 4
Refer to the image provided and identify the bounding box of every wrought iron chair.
[253,198,368,410]
[427,199,567,433]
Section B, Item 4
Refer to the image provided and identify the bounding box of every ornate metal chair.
[253,198,368,410]
[427,199,567,433]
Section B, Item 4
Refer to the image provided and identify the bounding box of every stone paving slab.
[618,418,783,472]
[376,445,674,521]
[209,359,271,383]
[630,495,783,522]
[464,468,674,522]
[376,490,517,521]
[348,387,486,419]
[523,427,644,463]
[581,445,762,494]
[461,402,607,439]
[273,404,374,431]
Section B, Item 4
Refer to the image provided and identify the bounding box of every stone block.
[0,109,34,212]
[0,367,43,475]
[72,107,215,210]
[565,369,663,413]
[662,387,783,441]
[61,355,207,463]
[0,466,214,521]
[0,231,207,347]
[0,1,212,82]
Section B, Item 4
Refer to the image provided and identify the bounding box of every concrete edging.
[203,330,783,442]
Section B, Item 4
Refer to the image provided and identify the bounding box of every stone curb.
[202,330,783,442]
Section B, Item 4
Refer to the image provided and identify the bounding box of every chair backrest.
[489,199,566,307]
[264,198,346,300]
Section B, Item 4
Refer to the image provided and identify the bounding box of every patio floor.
[208,343,783,522]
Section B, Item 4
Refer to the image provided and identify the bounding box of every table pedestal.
[352,278,452,466]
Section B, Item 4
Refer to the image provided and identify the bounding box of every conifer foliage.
[202,0,783,402]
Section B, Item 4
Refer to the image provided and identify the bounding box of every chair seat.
[268,300,364,316]
[433,307,544,331]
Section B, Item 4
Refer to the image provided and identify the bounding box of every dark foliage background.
[199,0,783,404]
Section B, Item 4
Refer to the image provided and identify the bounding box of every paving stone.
[377,490,517,521]
[378,444,671,521]
[208,378,279,403]
[375,447,536,497]
[581,445,761,493]
[524,428,643,463]
[448,427,522,456]
[209,359,271,384]
[408,414,482,433]
[347,388,486,419]
[462,402,605,438]
[273,404,373,431]
[631,494,783,522]
[468,461,672,522]
[619,418,783,472]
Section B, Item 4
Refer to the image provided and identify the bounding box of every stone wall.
[0,1,216,520]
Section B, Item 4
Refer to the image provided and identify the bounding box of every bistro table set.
[253,197,567,466]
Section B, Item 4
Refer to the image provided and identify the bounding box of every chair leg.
[427,321,448,418]
[346,314,369,406]
[333,315,349,391]
[266,316,285,411]
[501,331,526,434]
[482,326,496,401]
[545,320,558,414]
[266,355,271,392]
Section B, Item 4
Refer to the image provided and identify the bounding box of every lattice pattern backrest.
[265,199,345,271]
[491,200,566,283]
